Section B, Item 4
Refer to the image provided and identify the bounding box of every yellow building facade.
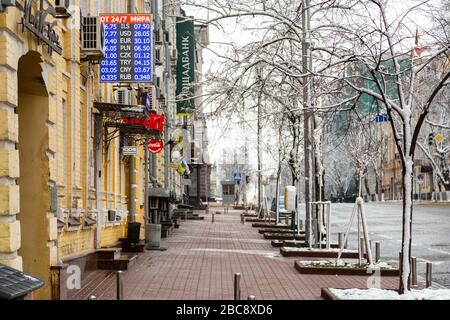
[0,0,154,299]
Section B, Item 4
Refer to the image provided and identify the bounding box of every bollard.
[338,233,343,248]
[241,214,245,224]
[224,208,226,215]
[206,207,210,215]
[212,213,215,224]
[248,295,256,300]
[88,295,97,300]
[375,241,381,263]
[234,273,241,300]
[299,219,303,231]
[426,262,432,288]
[116,271,124,300]
[411,257,418,287]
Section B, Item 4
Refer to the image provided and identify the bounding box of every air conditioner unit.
[55,0,71,18]
[81,16,105,61]
[116,89,132,105]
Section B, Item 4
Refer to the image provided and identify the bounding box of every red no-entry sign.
[148,139,164,154]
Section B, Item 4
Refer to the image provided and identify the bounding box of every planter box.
[294,261,399,276]
[321,288,403,300]
[258,228,304,234]
[252,223,290,228]
[281,248,360,258]
[321,288,340,300]
[272,240,341,248]
[246,218,276,223]
[264,233,305,241]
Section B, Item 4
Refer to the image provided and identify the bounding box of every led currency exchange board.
[100,14,153,83]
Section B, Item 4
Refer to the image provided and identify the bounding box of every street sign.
[100,14,153,83]
[147,139,164,154]
[233,172,242,183]
[435,134,443,143]
[375,114,389,123]
[123,146,137,156]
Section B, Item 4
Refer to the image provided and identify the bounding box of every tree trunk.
[399,157,414,294]
[364,176,371,200]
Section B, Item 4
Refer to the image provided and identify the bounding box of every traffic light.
[428,133,434,146]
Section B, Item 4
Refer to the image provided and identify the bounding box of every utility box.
[284,186,297,211]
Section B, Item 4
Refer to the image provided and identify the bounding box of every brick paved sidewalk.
[69,208,399,300]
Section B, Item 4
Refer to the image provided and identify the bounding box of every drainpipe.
[128,0,137,223]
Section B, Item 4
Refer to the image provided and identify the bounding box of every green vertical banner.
[176,16,195,116]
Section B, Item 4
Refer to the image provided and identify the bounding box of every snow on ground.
[301,260,395,269]
[330,288,450,300]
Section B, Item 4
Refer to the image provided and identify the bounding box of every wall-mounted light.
[0,0,15,12]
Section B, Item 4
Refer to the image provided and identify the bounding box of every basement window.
[57,219,65,233]
[83,216,96,229]
[67,217,81,232]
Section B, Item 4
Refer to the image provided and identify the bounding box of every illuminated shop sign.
[100,14,153,83]
[122,113,165,132]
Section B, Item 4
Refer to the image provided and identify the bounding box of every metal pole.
[375,241,381,263]
[144,147,149,232]
[129,139,136,223]
[241,214,245,224]
[212,213,215,224]
[116,271,124,300]
[426,262,432,288]
[411,257,417,287]
[234,273,241,300]
[338,233,343,248]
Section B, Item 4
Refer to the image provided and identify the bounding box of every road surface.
[300,202,450,288]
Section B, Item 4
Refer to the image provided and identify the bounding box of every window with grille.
[82,16,100,50]
[155,48,161,62]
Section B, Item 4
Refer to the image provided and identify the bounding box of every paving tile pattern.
[68,209,399,300]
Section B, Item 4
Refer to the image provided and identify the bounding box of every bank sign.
[100,14,153,83]
[176,17,196,116]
